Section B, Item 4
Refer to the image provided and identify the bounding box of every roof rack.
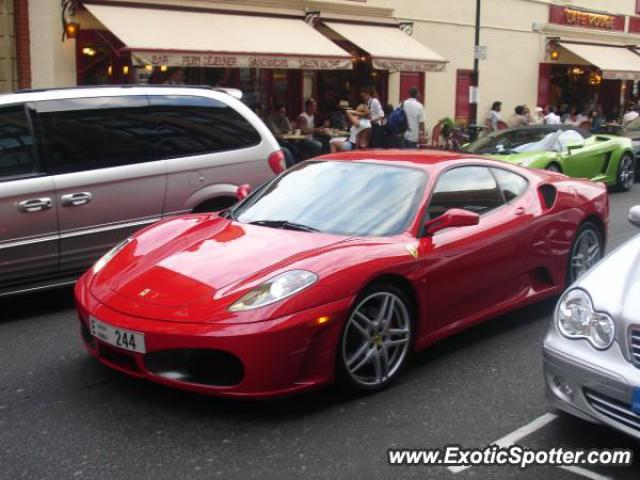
[14,84,243,99]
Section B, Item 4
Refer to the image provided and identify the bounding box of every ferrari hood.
[101,218,349,309]
[577,233,640,327]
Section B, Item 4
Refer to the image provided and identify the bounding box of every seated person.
[266,104,299,166]
[331,104,371,152]
[296,98,325,159]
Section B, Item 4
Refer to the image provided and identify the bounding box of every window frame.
[420,163,508,236]
[0,102,45,183]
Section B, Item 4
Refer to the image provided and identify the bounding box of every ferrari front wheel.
[615,153,635,192]
[338,284,414,393]
[567,222,603,285]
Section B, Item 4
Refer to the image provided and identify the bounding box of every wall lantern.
[62,0,79,41]
[547,38,560,61]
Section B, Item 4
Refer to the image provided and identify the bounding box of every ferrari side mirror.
[423,208,479,236]
[629,205,640,228]
[236,184,251,201]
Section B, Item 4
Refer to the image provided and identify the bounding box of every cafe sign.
[549,5,625,32]
[372,58,447,73]
[131,51,353,71]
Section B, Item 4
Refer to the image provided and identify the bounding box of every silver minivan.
[0,86,283,296]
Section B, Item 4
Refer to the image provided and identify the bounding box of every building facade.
[8,0,640,132]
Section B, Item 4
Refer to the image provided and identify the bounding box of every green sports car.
[464,125,636,191]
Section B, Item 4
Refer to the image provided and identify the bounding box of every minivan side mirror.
[423,208,480,236]
[629,205,640,228]
[236,184,251,201]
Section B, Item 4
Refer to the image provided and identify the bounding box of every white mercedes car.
[544,205,640,440]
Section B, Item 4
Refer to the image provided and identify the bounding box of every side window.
[35,96,158,174]
[556,130,585,153]
[491,168,528,202]
[0,105,38,179]
[427,166,504,220]
[149,95,261,158]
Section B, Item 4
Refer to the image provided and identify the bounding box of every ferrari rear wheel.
[338,284,413,392]
[567,222,603,285]
[615,153,635,191]
[545,162,561,173]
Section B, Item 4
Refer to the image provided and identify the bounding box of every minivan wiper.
[248,220,319,232]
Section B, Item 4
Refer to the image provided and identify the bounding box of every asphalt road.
[1,186,639,480]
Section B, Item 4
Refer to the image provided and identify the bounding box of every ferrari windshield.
[466,129,560,154]
[232,161,427,237]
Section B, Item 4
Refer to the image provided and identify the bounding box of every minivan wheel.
[615,153,636,191]
[337,284,413,393]
[567,222,603,285]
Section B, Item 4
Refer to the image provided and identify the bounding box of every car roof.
[0,84,242,106]
[317,149,504,172]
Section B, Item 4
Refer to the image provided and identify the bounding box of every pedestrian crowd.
[254,86,426,167]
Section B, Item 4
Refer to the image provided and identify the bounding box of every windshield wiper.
[248,220,319,232]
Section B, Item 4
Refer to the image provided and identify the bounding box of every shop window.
[149,95,261,157]
[0,105,38,179]
[35,96,159,174]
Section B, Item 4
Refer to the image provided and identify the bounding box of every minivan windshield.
[232,161,427,237]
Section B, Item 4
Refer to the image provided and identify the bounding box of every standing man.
[295,98,324,159]
[402,87,426,149]
[485,101,503,132]
[360,87,384,148]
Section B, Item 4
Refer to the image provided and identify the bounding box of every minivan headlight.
[556,288,615,350]
[93,238,132,273]
[228,270,318,312]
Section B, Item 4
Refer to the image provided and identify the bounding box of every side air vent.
[538,184,557,209]
[601,152,612,174]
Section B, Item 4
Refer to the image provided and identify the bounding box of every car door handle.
[515,207,526,216]
[17,197,52,213]
[61,192,92,207]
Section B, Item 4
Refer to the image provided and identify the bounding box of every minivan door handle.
[61,192,93,207]
[17,197,53,213]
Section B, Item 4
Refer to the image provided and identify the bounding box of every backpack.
[387,101,408,135]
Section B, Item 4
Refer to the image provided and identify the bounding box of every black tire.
[615,153,636,192]
[545,162,562,173]
[336,283,414,393]
[566,221,604,287]
[192,197,237,213]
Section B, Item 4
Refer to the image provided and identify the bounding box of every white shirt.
[623,111,639,125]
[402,98,425,143]
[297,112,315,139]
[367,97,384,125]
[348,118,371,144]
[487,110,502,130]
[545,112,561,125]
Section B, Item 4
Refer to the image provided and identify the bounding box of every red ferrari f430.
[75,151,609,398]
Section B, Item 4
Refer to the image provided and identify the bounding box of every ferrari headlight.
[93,238,132,273]
[228,270,318,312]
[556,289,615,350]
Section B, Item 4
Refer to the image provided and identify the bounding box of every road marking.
[448,412,558,474]
[558,465,612,480]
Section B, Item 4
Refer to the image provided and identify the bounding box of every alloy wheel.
[619,155,635,191]
[570,228,602,283]
[341,291,411,388]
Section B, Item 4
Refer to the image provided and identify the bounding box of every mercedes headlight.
[93,238,132,274]
[228,270,318,312]
[556,289,615,350]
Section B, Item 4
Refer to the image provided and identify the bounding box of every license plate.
[632,388,640,415]
[90,317,146,354]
